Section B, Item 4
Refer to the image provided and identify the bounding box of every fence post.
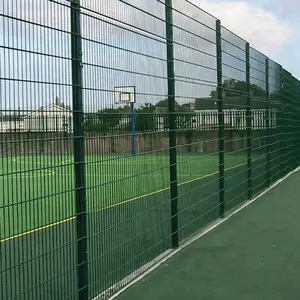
[291,76,297,171]
[292,78,299,170]
[298,81,300,167]
[265,58,270,187]
[216,20,225,218]
[130,103,136,156]
[280,66,285,178]
[282,69,293,175]
[245,43,252,200]
[70,1,88,299]
[165,0,179,248]
[297,81,300,167]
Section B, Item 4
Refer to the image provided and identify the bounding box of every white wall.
[0,121,24,132]
[23,105,73,132]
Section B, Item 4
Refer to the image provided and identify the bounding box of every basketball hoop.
[114,86,136,104]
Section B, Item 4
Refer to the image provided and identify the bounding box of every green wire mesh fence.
[1,1,300,299]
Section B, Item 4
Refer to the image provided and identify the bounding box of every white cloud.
[189,0,294,55]
[282,0,299,5]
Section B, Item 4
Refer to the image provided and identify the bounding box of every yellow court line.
[101,161,247,211]
[101,187,170,211]
[0,162,247,243]
[0,217,76,243]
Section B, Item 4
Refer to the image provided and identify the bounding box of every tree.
[135,104,156,132]
[154,99,196,131]
[155,98,184,110]
[210,79,266,98]
[84,99,198,133]
[84,116,103,132]
[84,106,130,132]
[98,108,125,131]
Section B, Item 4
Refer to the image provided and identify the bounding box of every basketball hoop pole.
[114,86,136,156]
[131,102,135,156]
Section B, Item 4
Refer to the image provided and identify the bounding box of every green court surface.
[117,170,300,300]
[0,152,270,299]
[0,153,251,240]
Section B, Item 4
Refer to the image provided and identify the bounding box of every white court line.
[12,157,73,166]
[13,158,48,166]
[101,166,300,300]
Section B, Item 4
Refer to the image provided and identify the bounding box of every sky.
[0,0,298,112]
[190,0,300,78]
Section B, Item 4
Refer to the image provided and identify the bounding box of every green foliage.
[176,113,195,130]
[135,105,156,132]
[134,101,195,132]
[84,107,130,132]
[84,117,103,132]
[210,79,266,98]
[84,101,196,133]
[98,108,125,132]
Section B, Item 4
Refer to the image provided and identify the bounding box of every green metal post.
[298,81,300,167]
[216,20,225,218]
[294,79,298,169]
[265,58,271,187]
[71,1,88,299]
[288,73,293,172]
[280,66,285,178]
[165,0,179,248]
[245,43,252,200]
[291,77,295,170]
[298,81,300,168]
[284,71,289,174]
[290,75,293,171]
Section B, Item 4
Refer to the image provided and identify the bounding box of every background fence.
[1,1,300,300]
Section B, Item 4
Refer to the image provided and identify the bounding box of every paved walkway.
[118,171,300,300]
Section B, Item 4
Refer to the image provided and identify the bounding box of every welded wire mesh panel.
[282,70,300,176]
[295,80,300,167]
[171,0,219,241]
[293,79,300,167]
[282,69,294,176]
[220,27,248,211]
[289,76,300,169]
[249,47,268,195]
[268,59,283,183]
[79,1,172,298]
[0,1,77,299]
[2,1,300,300]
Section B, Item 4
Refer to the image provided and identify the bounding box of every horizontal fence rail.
[1,1,300,300]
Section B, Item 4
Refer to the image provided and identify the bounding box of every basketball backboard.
[114,86,136,104]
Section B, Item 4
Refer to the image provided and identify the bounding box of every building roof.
[23,103,71,118]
